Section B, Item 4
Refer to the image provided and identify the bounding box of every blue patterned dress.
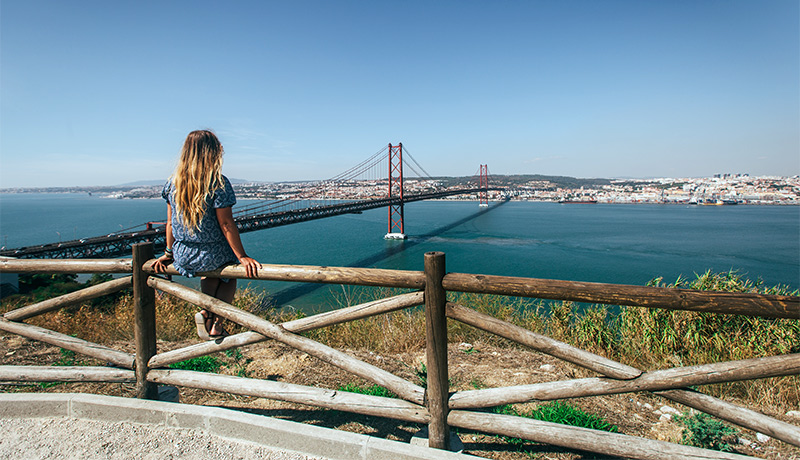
[162,175,238,277]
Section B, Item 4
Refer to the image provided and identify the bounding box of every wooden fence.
[1,242,798,460]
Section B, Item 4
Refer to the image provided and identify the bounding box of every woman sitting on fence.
[153,130,261,340]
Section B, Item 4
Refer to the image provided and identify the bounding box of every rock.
[158,385,180,403]
[539,364,555,372]
[649,420,683,443]
[659,405,681,415]
[659,413,672,422]
[643,403,654,410]
[756,433,771,443]
[786,410,800,420]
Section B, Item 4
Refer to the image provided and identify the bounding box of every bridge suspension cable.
[400,146,433,180]
[232,143,439,220]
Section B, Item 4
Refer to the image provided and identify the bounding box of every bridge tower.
[479,164,489,207]
[385,143,407,240]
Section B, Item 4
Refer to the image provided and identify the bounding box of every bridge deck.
[1,188,495,259]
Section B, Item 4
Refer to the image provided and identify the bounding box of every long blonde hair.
[171,130,224,233]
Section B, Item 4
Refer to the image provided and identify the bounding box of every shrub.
[676,412,738,452]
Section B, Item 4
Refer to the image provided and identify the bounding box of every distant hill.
[430,174,612,189]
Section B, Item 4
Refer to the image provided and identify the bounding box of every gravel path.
[0,417,328,460]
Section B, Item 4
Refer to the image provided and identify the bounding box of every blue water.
[1,193,798,310]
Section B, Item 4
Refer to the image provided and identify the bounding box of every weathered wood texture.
[446,301,799,446]
[442,272,799,319]
[132,244,158,400]
[0,365,135,383]
[446,302,641,379]
[142,259,425,289]
[655,389,800,447]
[446,300,800,444]
[0,318,133,369]
[148,277,425,405]
[148,291,423,369]
[424,252,450,450]
[148,369,430,424]
[3,277,132,322]
[449,353,800,409]
[448,410,757,460]
[0,257,132,274]
[282,291,423,332]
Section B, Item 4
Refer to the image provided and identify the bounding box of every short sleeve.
[213,176,236,209]
[162,180,172,204]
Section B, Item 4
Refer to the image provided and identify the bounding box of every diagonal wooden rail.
[1,243,798,460]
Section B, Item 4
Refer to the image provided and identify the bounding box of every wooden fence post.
[424,251,450,450]
[132,242,158,399]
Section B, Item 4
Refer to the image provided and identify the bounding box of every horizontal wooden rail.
[0,318,134,369]
[139,259,799,318]
[3,276,132,322]
[0,257,133,274]
[149,291,423,368]
[448,410,756,460]
[449,353,800,409]
[443,272,800,318]
[148,369,430,424]
[0,365,135,383]
[142,260,426,289]
[148,277,426,405]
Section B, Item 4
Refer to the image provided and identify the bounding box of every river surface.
[1,193,798,311]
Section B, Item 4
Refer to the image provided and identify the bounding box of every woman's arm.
[216,207,261,278]
[153,205,174,273]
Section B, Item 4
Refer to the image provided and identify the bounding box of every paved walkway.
[0,393,473,460]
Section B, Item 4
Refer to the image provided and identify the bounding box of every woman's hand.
[238,256,262,278]
[153,254,173,274]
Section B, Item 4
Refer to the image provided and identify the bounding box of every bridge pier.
[479,164,489,207]
[385,142,407,240]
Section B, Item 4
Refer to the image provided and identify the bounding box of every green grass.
[337,383,398,398]
[489,401,618,450]
[168,356,223,373]
[493,401,619,433]
[53,348,77,366]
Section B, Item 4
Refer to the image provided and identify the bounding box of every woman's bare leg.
[200,277,236,336]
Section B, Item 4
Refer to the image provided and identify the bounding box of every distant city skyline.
[1,1,798,188]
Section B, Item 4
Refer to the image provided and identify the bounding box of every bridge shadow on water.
[265,200,508,309]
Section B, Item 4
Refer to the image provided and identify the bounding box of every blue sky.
[1,0,798,187]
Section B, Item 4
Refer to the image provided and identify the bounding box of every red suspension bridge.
[2,144,500,259]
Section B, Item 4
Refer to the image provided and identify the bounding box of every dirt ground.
[1,333,798,460]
